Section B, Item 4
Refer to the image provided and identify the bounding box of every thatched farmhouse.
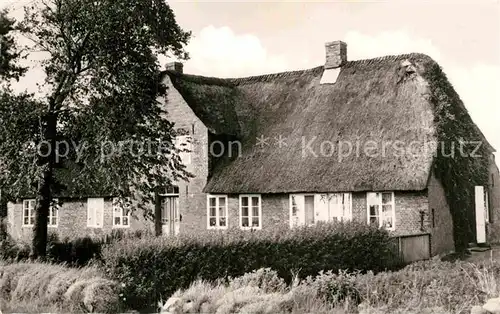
[7,41,500,258]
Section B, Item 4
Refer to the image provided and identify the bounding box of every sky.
[1,0,500,157]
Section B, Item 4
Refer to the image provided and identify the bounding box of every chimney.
[324,41,347,69]
[165,62,183,74]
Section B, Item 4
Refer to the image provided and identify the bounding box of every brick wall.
[427,173,455,255]
[161,75,209,235]
[6,198,153,242]
[201,192,435,239]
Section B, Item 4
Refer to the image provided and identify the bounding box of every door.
[475,186,487,243]
[161,196,180,236]
[304,195,315,225]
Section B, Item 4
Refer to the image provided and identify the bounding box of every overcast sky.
[2,0,500,157]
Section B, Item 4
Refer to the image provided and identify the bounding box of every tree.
[0,10,26,80]
[0,0,191,258]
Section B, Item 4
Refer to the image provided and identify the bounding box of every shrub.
[0,217,7,241]
[354,259,500,313]
[102,221,397,310]
[0,236,30,262]
[162,269,334,314]
[228,268,287,293]
[303,269,361,306]
[47,235,103,266]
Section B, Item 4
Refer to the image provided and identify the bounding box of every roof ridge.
[163,52,434,86]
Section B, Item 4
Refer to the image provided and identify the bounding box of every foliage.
[46,233,102,266]
[0,10,26,80]
[101,221,397,310]
[0,261,120,313]
[302,270,361,306]
[421,59,491,251]
[228,268,287,294]
[162,259,500,314]
[0,0,191,258]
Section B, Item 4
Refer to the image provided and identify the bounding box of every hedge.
[101,221,398,310]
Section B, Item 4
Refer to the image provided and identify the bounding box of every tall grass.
[160,259,500,314]
[0,261,121,313]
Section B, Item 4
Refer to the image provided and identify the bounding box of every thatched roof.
[164,53,494,193]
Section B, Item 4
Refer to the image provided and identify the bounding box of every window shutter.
[88,198,104,227]
[87,199,95,226]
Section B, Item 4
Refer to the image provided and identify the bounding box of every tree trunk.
[31,169,52,259]
[31,111,57,259]
[154,191,162,236]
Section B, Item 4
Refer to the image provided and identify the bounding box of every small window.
[207,195,228,229]
[23,199,59,227]
[239,195,262,230]
[290,195,300,227]
[113,197,131,228]
[22,199,35,227]
[367,192,395,230]
[48,200,59,227]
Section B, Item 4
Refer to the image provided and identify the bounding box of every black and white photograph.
[0,0,499,313]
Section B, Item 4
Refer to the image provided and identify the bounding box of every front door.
[161,196,180,236]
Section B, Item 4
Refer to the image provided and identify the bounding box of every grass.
[0,261,120,313]
[159,259,500,314]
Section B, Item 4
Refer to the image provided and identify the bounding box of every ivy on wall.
[421,60,490,251]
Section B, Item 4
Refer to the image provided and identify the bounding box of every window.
[239,195,261,229]
[175,135,192,165]
[207,195,228,229]
[367,192,395,230]
[23,199,59,227]
[113,198,131,228]
[290,195,300,227]
[87,198,104,228]
[48,200,59,227]
[22,200,35,226]
[290,193,352,228]
[485,189,490,223]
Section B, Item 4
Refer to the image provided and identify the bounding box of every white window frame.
[289,193,353,228]
[207,194,229,229]
[289,194,301,228]
[48,199,59,228]
[366,192,396,231]
[22,199,35,227]
[87,198,105,228]
[239,194,262,230]
[23,199,59,227]
[112,197,131,228]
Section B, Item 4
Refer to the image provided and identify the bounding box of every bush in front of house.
[101,221,397,310]
[46,233,103,266]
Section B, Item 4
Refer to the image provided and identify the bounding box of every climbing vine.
[421,59,490,251]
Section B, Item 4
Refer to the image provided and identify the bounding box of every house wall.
[427,173,455,255]
[207,191,434,239]
[161,75,209,235]
[6,198,154,242]
[487,153,500,243]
